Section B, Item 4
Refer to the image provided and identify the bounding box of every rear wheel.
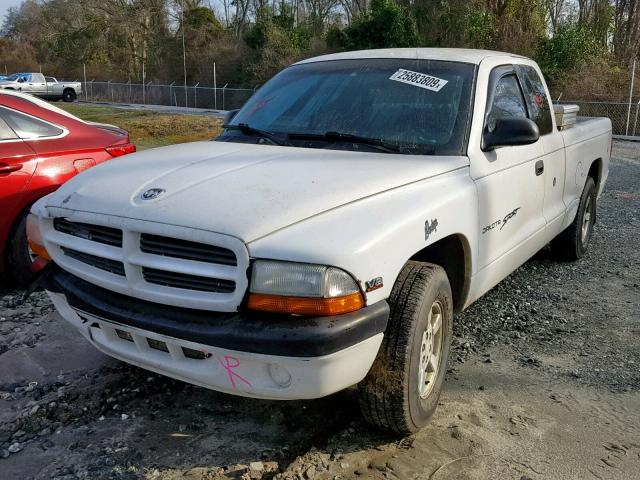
[551,177,596,260]
[6,210,36,286]
[358,261,453,434]
[62,89,76,102]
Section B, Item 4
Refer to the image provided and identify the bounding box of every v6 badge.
[365,277,384,292]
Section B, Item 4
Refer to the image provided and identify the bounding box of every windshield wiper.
[288,131,403,154]
[223,123,293,147]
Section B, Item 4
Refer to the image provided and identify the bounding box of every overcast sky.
[0,0,21,25]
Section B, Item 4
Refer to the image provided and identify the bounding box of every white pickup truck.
[28,49,611,433]
[0,72,81,102]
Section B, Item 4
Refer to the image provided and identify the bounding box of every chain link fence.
[560,101,640,136]
[82,81,255,111]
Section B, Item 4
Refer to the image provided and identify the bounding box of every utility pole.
[626,59,636,136]
[182,0,188,108]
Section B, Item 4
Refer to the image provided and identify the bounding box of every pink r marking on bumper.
[218,355,252,389]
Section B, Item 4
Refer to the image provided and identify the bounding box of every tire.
[551,177,597,261]
[62,89,76,102]
[6,209,36,286]
[358,261,453,434]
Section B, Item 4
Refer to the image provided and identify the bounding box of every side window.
[0,107,64,139]
[486,74,528,132]
[515,65,553,135]
[0,117,18,141]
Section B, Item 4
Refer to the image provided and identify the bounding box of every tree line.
[1,0,639,100]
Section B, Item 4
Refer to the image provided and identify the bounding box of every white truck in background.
[28,49,611,434]
[0,72,81,102]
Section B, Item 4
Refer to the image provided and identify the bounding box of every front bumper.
[46,269,389,400]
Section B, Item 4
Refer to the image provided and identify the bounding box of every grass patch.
[57,103,223,150]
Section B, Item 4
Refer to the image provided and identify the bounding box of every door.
[0,116,37,232]
[26,73,47,95]
[515,64,566,231]
[470,66,546,270]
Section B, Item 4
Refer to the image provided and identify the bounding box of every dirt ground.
[1,141,639,480]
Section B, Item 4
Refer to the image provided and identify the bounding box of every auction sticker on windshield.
[389,69,448,92]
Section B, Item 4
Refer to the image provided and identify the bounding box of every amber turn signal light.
[248,292,364,316]
[28,239,51,261]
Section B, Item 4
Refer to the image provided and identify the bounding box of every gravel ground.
[1,141,639,479]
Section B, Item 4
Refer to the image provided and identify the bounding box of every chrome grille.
[54,218,122,247]
[140,233,237,266]
[142,267,235,293]
[61,247,125,276]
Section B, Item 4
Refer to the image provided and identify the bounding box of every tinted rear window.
[1,106,64,139]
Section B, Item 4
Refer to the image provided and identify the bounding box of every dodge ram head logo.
[425,218,438,241]
[141,188,165,200]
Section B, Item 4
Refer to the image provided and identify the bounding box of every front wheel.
[358,261,453,434]
[551,177,597,261]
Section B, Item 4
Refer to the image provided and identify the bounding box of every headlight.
[248,260,364,316]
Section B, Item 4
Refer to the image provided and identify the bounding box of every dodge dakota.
[28,49,611,433]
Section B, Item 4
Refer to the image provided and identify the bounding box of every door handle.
[0,164,22,174]
[535,160,544,176]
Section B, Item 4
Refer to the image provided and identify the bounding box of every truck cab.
[0,73,47,95]
[29,49,611,434]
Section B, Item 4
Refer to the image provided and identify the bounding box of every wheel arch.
[409,233,472,313]
[62,87,77,100]
[588,158,602,192]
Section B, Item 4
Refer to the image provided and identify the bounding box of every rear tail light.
[106,143,136,157]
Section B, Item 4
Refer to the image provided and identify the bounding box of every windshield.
[218,59,476,155]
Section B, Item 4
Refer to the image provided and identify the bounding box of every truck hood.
[44,141,468,242]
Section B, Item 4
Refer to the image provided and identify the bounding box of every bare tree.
[613,0,640,61]
[304,0,340,32]
[338,0,368,24]
[544,0,567,33]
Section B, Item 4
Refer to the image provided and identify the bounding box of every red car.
[1,90,135,284]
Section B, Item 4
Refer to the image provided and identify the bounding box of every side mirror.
[223,109,239,125]
[482,117,540,151]
[17,78,25,83]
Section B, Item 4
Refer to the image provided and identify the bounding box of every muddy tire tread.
[358,260,442,434]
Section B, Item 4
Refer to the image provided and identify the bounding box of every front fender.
[248,167,478,306]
